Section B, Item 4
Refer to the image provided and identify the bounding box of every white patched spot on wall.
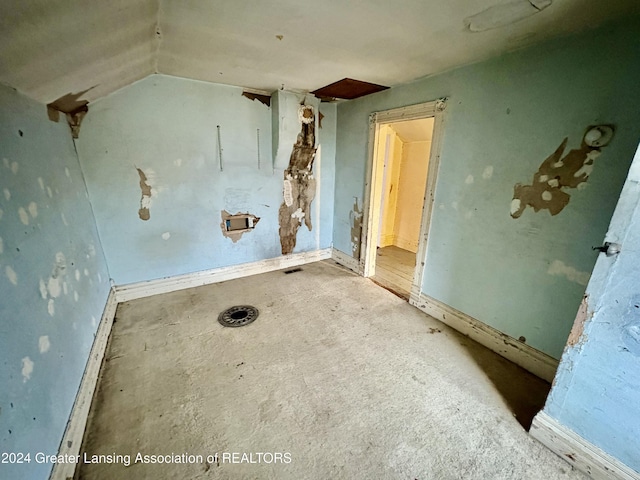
[28,201,38,218]
[482,166,494,179]
[61,212,69,226]
[38,336,50,354]
[38,177,45,191]
[46,187,53,198]
[510,199,521,216]
[11,161,18,175]
[39,278,47,299]
[74,291,79,302]
[91,316,97,328]
[18,207,29,225]
[548,259,591,286]
[65,167,71,178]
[291,207,305,223]
[0,208,3,220]
[0,236,3,254]
[21,357,34,382]
[174,158,182,167]
[6,265,17,285]
[162,232,171,240]
[4,188,11,201]
[47,299,55,316]
[75,269,80,281]
[465,175,474,184]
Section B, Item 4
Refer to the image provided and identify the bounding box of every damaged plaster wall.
[75,75,335,285]
[0,84,110,480]
[333,16,640,359]
[541,141,640,472]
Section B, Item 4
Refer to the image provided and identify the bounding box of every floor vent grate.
[218,305,259,327]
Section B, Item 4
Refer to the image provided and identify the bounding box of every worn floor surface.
[78,260,584,480]
[373,245,416,297]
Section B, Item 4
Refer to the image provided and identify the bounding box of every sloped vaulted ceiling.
[1,0,639,105]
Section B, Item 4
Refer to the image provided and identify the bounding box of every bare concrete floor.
[78,261,585,480]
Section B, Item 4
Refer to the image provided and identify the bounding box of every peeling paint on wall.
[136,168,152,221]
[350,198,363,260]
[510,127,613,218]
[220,210,260,243]
[567,294,591,348]
[46,89,92,139]
[278,107,317,255]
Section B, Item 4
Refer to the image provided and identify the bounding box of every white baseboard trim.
[331,248,361,274]
[115,248,333,302]
[50,287,118,480]
[531,412,640,480]
[409,292,558,382]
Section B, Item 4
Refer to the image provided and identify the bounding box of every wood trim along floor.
[410,292,559,382]
[50,287,118,480]
[115,248,332,302]
[531,412,640,480]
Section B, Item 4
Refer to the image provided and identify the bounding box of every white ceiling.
[0,0,638,105]
[390,118,434,143]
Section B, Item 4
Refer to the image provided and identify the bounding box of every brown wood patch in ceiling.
[242,91,271,106]
[311,78,389,101]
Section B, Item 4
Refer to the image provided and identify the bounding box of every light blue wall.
[333,17,640,359]
[542,143,640,472]
[77,75,335,286]
[0,84,111,479]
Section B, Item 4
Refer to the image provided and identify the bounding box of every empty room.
[1,1,640,479]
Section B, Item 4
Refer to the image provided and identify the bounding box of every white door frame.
[360,98,447,303]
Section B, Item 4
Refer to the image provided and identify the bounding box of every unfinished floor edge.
[410,293,559,382]
[50,287,118,480]
[331,247,361,274]
[115,248,333,302]
[531,412,640,480]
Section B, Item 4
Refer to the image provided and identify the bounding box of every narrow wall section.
[0,84,110,480]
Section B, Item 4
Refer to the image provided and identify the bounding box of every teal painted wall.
[542,143,640,472]
[0,84,111,479]
[77,75,335,286]
[333,17,640,359]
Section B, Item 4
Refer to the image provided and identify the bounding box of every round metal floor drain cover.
[218,305,259,327]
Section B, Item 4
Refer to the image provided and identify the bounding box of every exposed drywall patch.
[511,127,614,219]
[482,166,494,179]
[6,265,17,285]
[38,336,50,354]
[46,89,92,139]
[220,210,260,243]
[21,357,34,382]
[567,295,591,348]
[278,106,317,255]
[18,207,29,225]
[350,198,363,260]
[136,167,152,221]
[241,91,271,107]
[28,201,37,218]
[547,260,590,286]
[161,232,171,240]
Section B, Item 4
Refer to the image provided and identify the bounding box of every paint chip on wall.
[39,336,50,354]
[6,265,17,285]
[21,357,34,382]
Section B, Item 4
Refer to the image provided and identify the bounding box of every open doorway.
[372,119,434,297]
[361,100,446,301]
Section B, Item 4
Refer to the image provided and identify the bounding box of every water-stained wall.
[76,75,335,286]
[333,16,640,359]
[0,84,110,479]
